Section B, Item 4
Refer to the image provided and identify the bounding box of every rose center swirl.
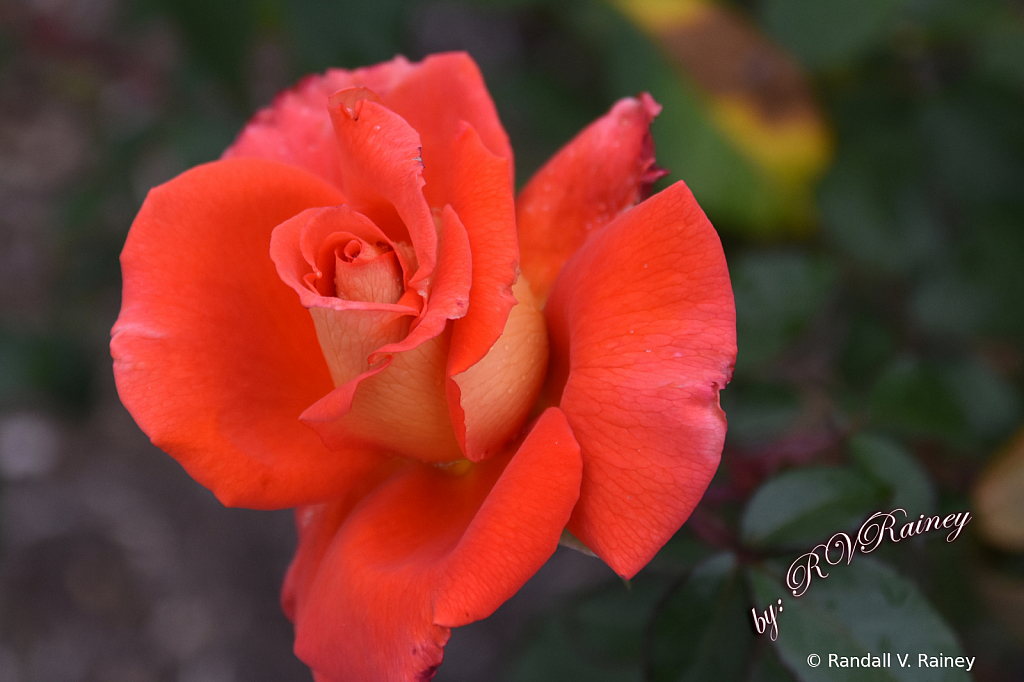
[311,233,405,305]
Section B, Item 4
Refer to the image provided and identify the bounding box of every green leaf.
[966,212,1024,341]
[505,576,668,682]
[505,619,642,682]
[978,16,1024,90]
[597,7,819,235]
[570,577,669,664]
[157,0,257,95]
[281,0,407,73]
[818,159,941,277]
[758,0,910,71]
[839,314,897,389]
[646,554,754,682]
[748,559,971,682]
[721,381,802,448]
[649,528,715,572]
[940,359,1021,441]
[741,468,886,549]
[750,645,801,682]
[869,358,968,444]
[848,433,936,516]
[916,95,1024,207]
[909,274,989,341]
[732,251,837,375]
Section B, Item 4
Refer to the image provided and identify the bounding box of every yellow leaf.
[615,0,832,230]
[975,426,1024,551]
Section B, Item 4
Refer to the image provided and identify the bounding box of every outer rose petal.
[224,52,511,204]
[111,158,382,509]
[284,408,582,682]
[382,52,513,207]
[517,93,664,303]
[223,56,417,187]
[544,182,736,578]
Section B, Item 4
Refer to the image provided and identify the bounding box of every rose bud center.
[310,233,404,305]
[270,202,550,466]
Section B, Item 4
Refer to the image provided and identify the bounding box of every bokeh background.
[2,0,1023,680]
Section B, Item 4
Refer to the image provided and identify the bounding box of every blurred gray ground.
[0,389,308,682]
[0,378,612,682]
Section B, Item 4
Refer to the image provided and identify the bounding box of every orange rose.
[111,53,736,682]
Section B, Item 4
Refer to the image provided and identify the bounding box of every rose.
[111,53,736,682]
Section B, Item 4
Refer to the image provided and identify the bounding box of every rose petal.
[281,460,401,624]
[270,205,418,313]
[284,408,582,682]
[299,206,472,464]
[270,206,418,390]
[450,277,549,463]
[111,158,382,509]
[445,123,518,377]
[382,52,513,207]
[544,181,736,578]
[517,93,664,303]
[223,56,418,187]
[327,93,438,297]
[223,52,511,203]
[440,122,539,461]
[433,409,581,626]
[254,55,507,305]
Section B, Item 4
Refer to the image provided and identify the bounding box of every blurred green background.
[1,0,1022,680]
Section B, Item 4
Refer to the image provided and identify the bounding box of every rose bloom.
[111,53,736,681]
